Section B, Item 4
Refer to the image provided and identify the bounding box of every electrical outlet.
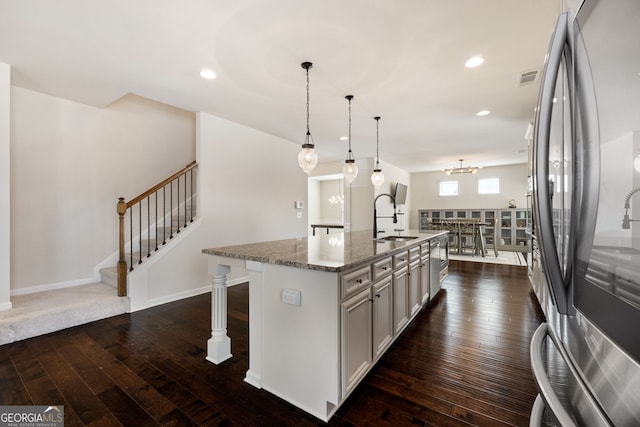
[296,211,302,219]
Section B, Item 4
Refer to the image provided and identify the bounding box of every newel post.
[117,197,128,297]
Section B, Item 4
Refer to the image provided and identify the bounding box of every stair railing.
[117,161,198,296]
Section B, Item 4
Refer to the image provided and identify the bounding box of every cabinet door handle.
[376,293,381,298]
[356,278,362,284]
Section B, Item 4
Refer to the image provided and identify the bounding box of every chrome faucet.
[373,193,398,238]
[622,186,640,229]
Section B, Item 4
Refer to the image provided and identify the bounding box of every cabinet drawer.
[421,243,430,257]
[372,256,393,281]
[409,247,420,261]
[341,266,371,299]
[393,251,409,269]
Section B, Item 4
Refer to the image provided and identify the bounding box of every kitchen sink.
[377,235,419,242]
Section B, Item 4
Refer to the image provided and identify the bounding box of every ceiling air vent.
[518,69,539,86]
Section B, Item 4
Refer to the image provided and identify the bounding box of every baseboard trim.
[11,277,97,297]
[133,276,249,312]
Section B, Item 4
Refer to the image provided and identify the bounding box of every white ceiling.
[0,0,561,172]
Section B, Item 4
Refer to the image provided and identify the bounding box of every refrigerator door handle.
[530,323,613,426]
[529,395,545,427]
[532,12,571,314]
[530,323,577,427]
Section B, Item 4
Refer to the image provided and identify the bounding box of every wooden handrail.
[126,161,197,208]
[117,161,198,297]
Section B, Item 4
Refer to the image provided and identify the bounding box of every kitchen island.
[202,229,447,421]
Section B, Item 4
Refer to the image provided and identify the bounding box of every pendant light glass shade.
[371,169,384,187]
[298,62,317,174]
[343,95,358,183]
[298,138,318,174]
[371,116,385,187]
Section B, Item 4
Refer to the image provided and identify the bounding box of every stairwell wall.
[127,112,308,310]
[10,88,195,294]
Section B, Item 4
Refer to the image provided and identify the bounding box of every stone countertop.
[202,229,447,273]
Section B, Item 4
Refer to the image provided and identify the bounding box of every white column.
[244,260,264,388]
[206,258,232,364]
[0,63,11,311]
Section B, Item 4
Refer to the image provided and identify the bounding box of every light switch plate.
[294,200,304,209]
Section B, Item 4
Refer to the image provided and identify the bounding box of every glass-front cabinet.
[419,208,531,252]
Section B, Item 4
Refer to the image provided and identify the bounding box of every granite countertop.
[202,229,447,273]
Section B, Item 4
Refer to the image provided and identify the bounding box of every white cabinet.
[408,247,421,318]
[372,275,393,359]
[339,239,439,403]
[420,246,430,304]
[419,208,531,252]
[340,287,372,397]
[393,266,409,334]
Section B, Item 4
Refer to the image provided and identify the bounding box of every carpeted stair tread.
[0,283,129,345]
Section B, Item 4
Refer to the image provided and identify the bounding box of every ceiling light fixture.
[200,68,216,79]
[477,110,491,116]
[343,95,358,184]
[371,116,385,187]
[465,55,484,68]
[444,159,481,175]
[298,62,317,174]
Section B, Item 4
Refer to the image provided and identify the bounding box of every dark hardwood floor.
[0,260,545,426]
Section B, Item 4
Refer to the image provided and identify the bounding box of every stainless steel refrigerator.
[530,0,640,425]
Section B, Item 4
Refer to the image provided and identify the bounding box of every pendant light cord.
[348,96,352,153]
[306,66,311,136]
[375,116,381,168]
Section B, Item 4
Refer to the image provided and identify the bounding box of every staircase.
[99,204,196,288]
[0,283,129,345]
[0,162,198,345]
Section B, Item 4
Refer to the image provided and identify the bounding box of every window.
[478,177,500,194]
[439,180,459,196]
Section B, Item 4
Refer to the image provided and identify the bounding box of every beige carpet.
[449,250,527,266]
[0,283,129,345]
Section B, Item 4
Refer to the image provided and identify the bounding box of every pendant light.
[371,116,385,187]
[343,95,358,183]
[298,62,317,174]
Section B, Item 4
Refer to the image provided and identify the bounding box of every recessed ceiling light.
[200,68,216,80]
[477,110,491,116]
[339,136,348,141]
[465,55,484,68]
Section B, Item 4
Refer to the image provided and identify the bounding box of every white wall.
[307,178,322,225]
[409,163,528,228]
[320,180,343,223]
[128,112,309,309]
[10,89,195,294]
[197,113,308,245]
[306,158,411,233]
[0,63,10,310]
[347,158,375,232]
[374,161,411,233]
